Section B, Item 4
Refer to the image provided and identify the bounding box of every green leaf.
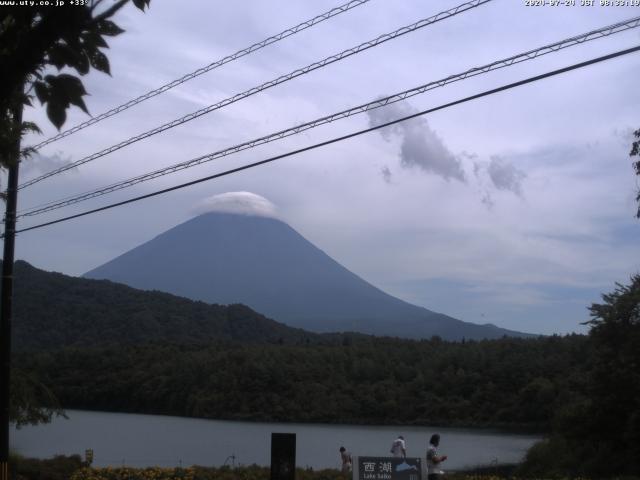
[77,52,90,75]
[21,121,42,135]
[47,44,90,75]
[46,100,67,130]
[82,31,109,49]
[96,19,125,37]
[46,74,88,97]
[69,94,89,115]
[20,91,33,107]
[43,74,90,122]
[33,81,49,104]
[132,0,151,11]
[89,50,110,75]
[46,45,72,70]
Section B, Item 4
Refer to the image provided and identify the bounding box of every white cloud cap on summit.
[193,192,278,218]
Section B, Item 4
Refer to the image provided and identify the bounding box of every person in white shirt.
[426,434,447,479]
[339,446,352,473]
[390,435,406,458]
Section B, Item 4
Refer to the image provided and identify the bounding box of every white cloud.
[192,191,278,219]
[20,151,76,179]
[380,165,392,184]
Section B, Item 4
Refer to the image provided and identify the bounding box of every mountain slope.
[8,260,320,351]
[85,212,531,340]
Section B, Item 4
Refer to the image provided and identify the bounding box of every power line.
[28,0,373,151]
[17,15,640,219]
[18,0,492,190]
[12,44,640,236]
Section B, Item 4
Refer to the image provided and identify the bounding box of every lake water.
[11,410,540,471]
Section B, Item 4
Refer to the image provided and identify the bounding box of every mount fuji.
[85,211,531,340]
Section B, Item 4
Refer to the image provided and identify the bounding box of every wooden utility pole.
[0,102,22,480]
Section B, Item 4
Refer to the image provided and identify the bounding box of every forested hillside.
[16,334,588,430]
[8,260,322,350]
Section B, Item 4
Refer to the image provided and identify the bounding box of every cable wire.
[28,0,373,151]
[17,15,640,218]
[18,0,492,190]
[12,44,640,236]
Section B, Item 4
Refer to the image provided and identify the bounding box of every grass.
[8,455,640,480]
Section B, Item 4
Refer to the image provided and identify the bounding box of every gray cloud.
[367,102,465,182]
[481,192,495,210]
[485,155,526,196]
[473,161,482,179]
[472,156,526,208]
[381,165,392,184]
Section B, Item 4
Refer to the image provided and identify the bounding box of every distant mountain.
[8,260,320,351]
[85,212,532,340]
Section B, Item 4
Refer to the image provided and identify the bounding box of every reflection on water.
[11,410,539,470]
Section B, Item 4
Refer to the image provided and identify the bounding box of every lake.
[11,410,540,471]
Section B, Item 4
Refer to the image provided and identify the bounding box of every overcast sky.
[9,0,640,335]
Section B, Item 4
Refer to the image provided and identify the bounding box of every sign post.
[271,433,296,480]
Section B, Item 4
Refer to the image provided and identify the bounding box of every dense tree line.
[16,334,588,431]
[519,275,640,477]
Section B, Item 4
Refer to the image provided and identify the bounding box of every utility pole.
[0,101,22,480]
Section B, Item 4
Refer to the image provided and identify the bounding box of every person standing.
[426,434,447,479]
[339,446,352,473]
[390,435,406,458]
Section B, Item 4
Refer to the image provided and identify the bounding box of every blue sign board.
[357,457,422,480]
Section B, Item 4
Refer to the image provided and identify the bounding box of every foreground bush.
[69,465,347,480]
[10,453,84,480]
[70,466,195,480]
[13,458,640,480]
[70,465,509,480]
[64,464,640,480]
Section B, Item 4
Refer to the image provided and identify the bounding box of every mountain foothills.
[7,260,321,351]
[84,212,531,340]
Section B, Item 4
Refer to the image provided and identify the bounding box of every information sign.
[356,457,422,480]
